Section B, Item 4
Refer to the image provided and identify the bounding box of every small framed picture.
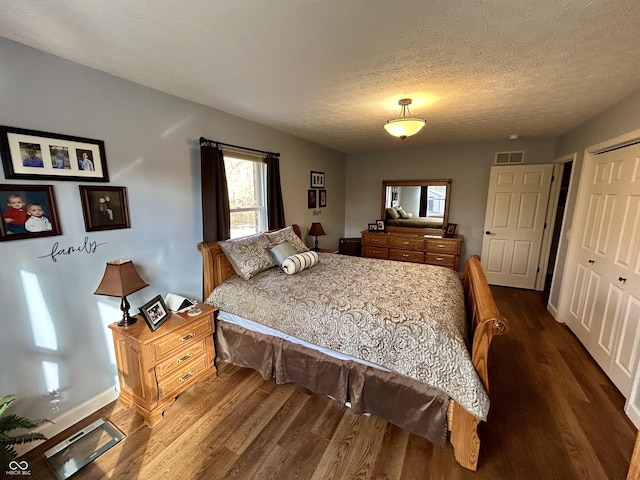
[368,223,378,232]
[79,186,130,231]
[319,189,327,208]
[308,189,317,209]
[139,295,172,332]
[0,184,62,241]
[376,219,385,231]
[445,223,458,237]
[0,125,109,182]
[310,171,325,188]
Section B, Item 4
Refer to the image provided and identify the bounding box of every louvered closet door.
[565,144,640,397]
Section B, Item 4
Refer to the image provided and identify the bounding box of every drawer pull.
[177,353,193,364]
[180,332,197,342]
[403,241,410,245]
[436,257,444,261]
[179,371,196,382]
[437,244,445,248]
[402,254,409,257]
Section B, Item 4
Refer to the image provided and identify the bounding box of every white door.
[481,165,553,289]
[563,144,640,397]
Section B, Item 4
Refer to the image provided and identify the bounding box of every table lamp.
[308,222,326,251]
[94,259,149,327]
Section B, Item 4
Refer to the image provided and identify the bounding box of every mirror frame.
[381,179,452,236]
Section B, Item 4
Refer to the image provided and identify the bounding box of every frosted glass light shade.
[383,118,427,139]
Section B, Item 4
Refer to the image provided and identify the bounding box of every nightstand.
[109,303,216,426]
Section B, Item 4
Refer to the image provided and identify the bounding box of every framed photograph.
[307,189,317,209]
[0,184,61,241]
[0,125,109,182]
[368,223,378,232]
[445,223,458,237]
[139,295,172,332]
[79,186,130,232]
[376,219,385,231]
[310,171,325,188]
[319,189,327,208]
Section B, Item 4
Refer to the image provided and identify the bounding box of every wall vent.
[495,151,525,164]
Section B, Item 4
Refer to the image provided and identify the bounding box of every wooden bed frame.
[197,225,509,471]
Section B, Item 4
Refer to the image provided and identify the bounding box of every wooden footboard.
[197,231,507,471]
[448,254,509,470]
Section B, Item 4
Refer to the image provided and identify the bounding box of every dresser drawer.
[426,239,460,254]
[157,353,209,399]
[363,245,388,259]
[152,317,212,360]
[389,236,424,250]
[155,338,207,380]
[362,232,389,246]
[389,249,424,263]
[426,253,456,268]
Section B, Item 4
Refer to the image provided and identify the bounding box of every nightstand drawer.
[155,338,207,380]
[426,253,456,268]
[389,249,424,263]
[157,353,209,399]
[362,232,389,246]
[426,239,460,254]
[363,245,388,259]
[152,317,212,360]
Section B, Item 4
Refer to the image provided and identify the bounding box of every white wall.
[0,39,345,426]
[344,139,557,267]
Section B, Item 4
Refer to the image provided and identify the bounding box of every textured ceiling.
[1,0,640,153]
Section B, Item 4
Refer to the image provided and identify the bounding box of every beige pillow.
[265,226,309,253]
[386,207,399,219]
[219,233,274,280]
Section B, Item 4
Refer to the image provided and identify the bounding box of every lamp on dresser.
[308,222,326,251]
[94,259,149,327]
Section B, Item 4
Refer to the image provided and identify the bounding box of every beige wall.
[345,138,556,267]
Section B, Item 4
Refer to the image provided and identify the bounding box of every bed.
[197,225,508,470]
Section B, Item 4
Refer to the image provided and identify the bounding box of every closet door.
[564,144,640,397]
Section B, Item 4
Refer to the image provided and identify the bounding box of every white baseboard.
[16,386,119,457]
[547,302,559,321]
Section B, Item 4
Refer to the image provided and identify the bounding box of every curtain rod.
[199,137,280,157]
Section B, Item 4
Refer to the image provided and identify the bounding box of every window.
[224,152,267,238]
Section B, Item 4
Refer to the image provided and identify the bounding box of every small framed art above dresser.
[361,230,462,270]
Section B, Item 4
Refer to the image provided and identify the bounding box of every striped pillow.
[281,251,319,275]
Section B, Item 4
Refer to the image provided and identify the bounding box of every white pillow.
[281,251,319,275]
[270,241,299,265]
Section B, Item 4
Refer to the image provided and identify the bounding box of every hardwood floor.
[22,287,637,479]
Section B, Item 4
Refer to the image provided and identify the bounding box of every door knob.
[619,277,627,283]
[588,259,595,264]
[485,231,492,235]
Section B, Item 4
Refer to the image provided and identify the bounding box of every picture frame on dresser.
[368,223,378,232]
[445,223,457,237]
[376,219,385,231]
[139,295,172,331]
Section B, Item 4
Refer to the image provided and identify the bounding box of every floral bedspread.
[206,253,489,419]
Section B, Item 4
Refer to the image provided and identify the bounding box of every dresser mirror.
[381,179,451,235]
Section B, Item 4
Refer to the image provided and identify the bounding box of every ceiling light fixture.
[383,98,426,139]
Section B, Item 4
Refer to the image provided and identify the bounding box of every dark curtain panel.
[419,186,428,217]
[266,154,285,229]
[200,144,230,242]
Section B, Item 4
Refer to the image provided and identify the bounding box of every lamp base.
[117,296,137,327]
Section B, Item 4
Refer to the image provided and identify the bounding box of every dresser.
[361,231,463,270]
[109,303,216,426]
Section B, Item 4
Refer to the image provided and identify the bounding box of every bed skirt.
[214,320,449,444]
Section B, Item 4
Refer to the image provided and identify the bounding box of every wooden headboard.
[196,224,302,301]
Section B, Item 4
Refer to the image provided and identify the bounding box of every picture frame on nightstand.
[139,295,172,331]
